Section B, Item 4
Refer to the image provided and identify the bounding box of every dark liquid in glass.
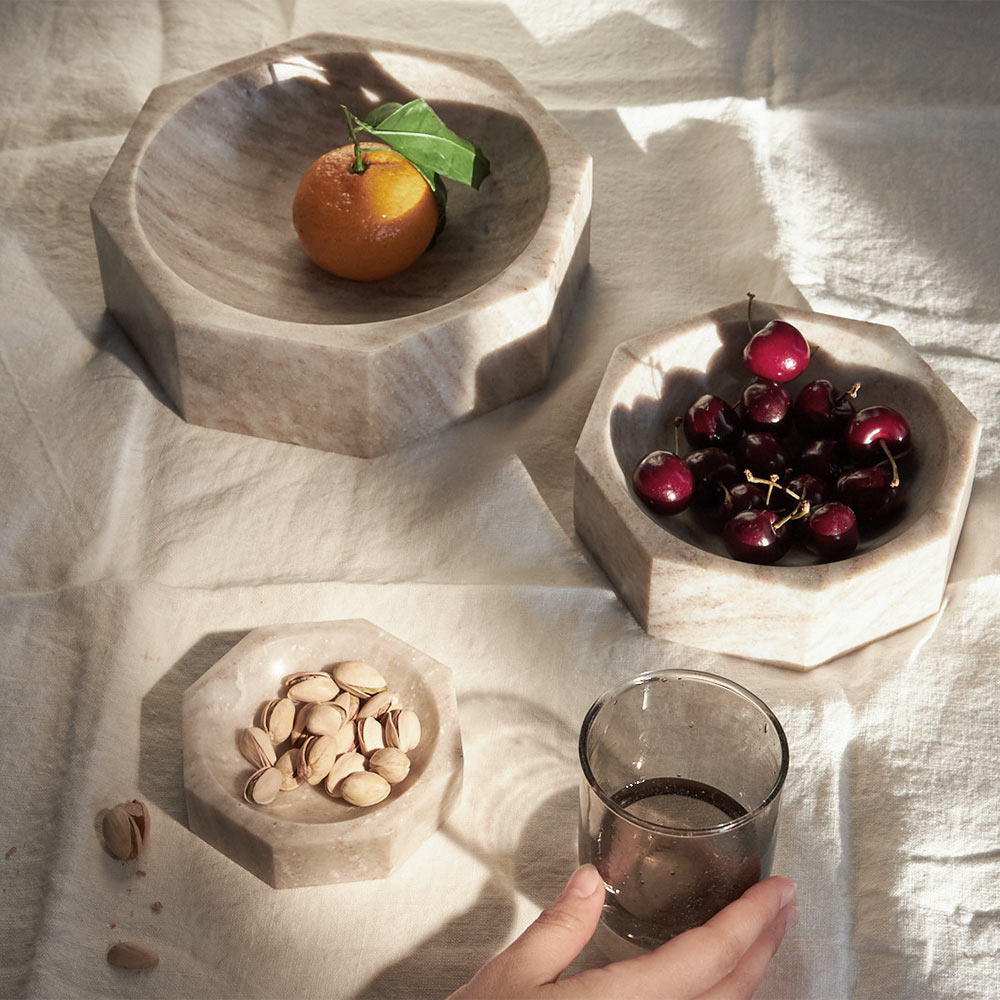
[588,776,765,947]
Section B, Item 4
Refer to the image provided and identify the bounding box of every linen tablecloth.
[2,2,998,997]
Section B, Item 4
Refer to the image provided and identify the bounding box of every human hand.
[448,865,796,999]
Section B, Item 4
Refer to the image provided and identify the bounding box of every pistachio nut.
[239,726,278,769]
[121,799,150,845]
[102,806,141,861]
[341,770,391,807]
[330,719,357,755]
[324,751,366,797]
[290,703,312,744]
[106,941,159,970]
[332,690,360,721]
[286,674,339,704]
[332,660,387,698]
[303,702,347,737]
[244,766,283,805]
[368,747,411,785]
[357,715,385,755]
[298,734,340,785]
[357,690,398,719]
[386,709,421,753]
[275,748,303,790]
[260,697,295,743]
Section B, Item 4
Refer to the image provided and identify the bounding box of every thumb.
[475,864,605,994]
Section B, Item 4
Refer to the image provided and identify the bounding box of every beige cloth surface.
[2,2,998,998]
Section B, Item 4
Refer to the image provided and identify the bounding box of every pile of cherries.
[632,295,913,564]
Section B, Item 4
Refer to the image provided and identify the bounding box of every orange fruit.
[292,141,439,282]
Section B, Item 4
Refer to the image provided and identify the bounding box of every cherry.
[685,447,742,507]
[836,466,905,523]
[632,450,695,516]
[743,294,810,383]
[719,482,766,521]
[803,502,859,560]
[723,509,791,564]
[793,379,859,439]
[735,432,790,479]
[683,394,742,450]
[772,472,830,514]
[796,438,850,483]
[741,379,791,434]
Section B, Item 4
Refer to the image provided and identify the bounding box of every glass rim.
[578,668,789,837]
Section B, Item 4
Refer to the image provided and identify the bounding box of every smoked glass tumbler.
[578,669,789,948]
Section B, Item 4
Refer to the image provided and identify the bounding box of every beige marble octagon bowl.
[574,301,980,670]
[182,619,463,888]
[91,33,592,456]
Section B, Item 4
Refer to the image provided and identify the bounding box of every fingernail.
[780,879,797,908]
[564,864,603,898]
[784,903,798,928]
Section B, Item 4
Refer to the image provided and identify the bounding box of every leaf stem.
[342,105,364,174]
[746,292,756,335]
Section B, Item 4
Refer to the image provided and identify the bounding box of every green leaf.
[348,99,491,191]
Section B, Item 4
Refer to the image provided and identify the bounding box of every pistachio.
[286,674,339,703]
[290,703,312,744]
[303,702,347,737]
[387,709,421,753]
[102,806,141,861]
[341,770,391,807]
[298,734,339,785]
[260,697,295,743]
[244,766,283,804]
[368,747,411,785]
[120,799,150,844]
[330,719,357,755]
[358,690,398,719]
[332,690,360,721]
[107,941,159,970]
[324,751,366,797]
[239,727,278,769]
[275,748,303,790]
[332,660,387,697]
[357,715,385,755]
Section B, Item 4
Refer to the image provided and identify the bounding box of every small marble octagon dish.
[574,301,980,670]
[182,619,463,888]
[91,33,592,456]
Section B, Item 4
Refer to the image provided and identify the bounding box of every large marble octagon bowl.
[92,33,592,456]
[182,619,463,888]
[574,301,980,670]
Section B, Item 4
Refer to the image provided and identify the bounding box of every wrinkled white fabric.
[1,2,998,998]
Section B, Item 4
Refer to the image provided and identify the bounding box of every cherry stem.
[878,439,901,488]
[745,470,810,526]
[835,382,861,406]
[673,415,682,454]
[746,292,756,335]
[774,499,810,532]
[342,106,365,174]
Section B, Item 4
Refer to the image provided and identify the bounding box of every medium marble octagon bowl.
[182,619,463,888]
[91,33,592,456]
[574,301,980,670]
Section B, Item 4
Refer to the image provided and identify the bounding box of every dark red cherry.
[722,510,791,564]
[735,432,789,479]
[845,405,911,461]
[796,439,850,483]
[743,321,810,383]
[804,502,859,559]
[719,482,766,521]
[793,379,856,439]
[741,379,791,434]
[683,394,742,450]
[632,451,695,516]
[836,466,905,523]
[773,473,830,514]
[685,448,743,507]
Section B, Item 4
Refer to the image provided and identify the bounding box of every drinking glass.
[578,669,788,948]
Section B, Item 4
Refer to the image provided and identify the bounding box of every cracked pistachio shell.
[358,690,398,719]
[332,690,360,721]
[324,751,366,797]
[286,674,339,704]
[298,734,339,785]
[290,703,311,744]
[304,702,347,736]
[387,709,421,753]
[332,660,387,697]
[330,719,357,755]
[244,766,283,805]
[102,806,141,861]
[357,715,385,755]
[260,698,295,743]
[121,799,150,844]
[107,941,159,970]
[341,770,391,807]
[275,748,303,790]
[239,726,278,769]
[368,747,411,785]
